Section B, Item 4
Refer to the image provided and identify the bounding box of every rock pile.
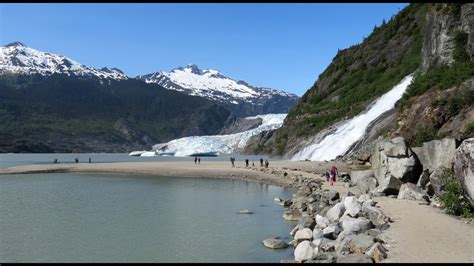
[278,180,391,263]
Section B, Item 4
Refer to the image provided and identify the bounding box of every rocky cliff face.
[422,3,474,71]
[245,3,473,160]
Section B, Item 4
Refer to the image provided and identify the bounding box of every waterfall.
[291,74,414,161]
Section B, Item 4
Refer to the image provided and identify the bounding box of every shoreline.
[0,160,361,188]
[1,159,472,263]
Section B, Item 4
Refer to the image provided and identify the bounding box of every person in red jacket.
[330,166,338,186]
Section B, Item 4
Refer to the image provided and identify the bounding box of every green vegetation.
[463,121,474,139]
[413,126,438,147]
[439,168,473,218]
[0,74,233,152]
[269,3,428,154]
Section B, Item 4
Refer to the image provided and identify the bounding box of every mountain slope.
[137,64,300,117]
[0,73,234,153]
[246,3,473,158]
[0,42,127,80]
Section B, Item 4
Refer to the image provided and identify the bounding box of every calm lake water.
[0,172,296,262]
[0,153,278,169]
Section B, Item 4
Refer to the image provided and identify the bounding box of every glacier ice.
[147,113,287,157]
[292,74,414,161]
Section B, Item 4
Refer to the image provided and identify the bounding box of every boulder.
[334,230,357,256]
[320,240,336,252]
[306,252,336,263]
[453,138,474,207]
[362,205,389,227]
[326,202,346,223]
[397,182,430,202]
[315,214,330,229]
[350,170,375,185]
[416,169,431,189]
[356,177,378,194]
[294,240,317,262]
[298,215,316,230]
[337,254,374,263]
[341,217,374,233]
[343,196,363,217]
[283,209,302,221]
[312,229,323,240]
[428,168,446,196]
[365,242,387,262]
[322,223,342,240]
[262,238,289,249]
[347,234,375,254]
[294,228,313,241]
[413,138,457,172]
[371,137,423,193]
[358,193,372,203]
[374,176,404,195]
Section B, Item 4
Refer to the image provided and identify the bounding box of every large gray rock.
[454,138,474,207]
[416,169,431,189]
[362,205,390,227]
[306,252,336,263]
[355,177,379,194]
[298,215,316,230]
[413,138,457,172]
[283,209,302,221]
[397,182,429,202]
[263,238,289,249]
[334,230,357,256]
[371,137,423,194]
[336,253,374,263]
[366,242,387,262]
[347,234,375,254]
[343,196,363,217]
[341,217,374,233]
[428,168,446,196]
[326,202,345,223]
[295,228,313,241]
[315,214,330,229]
[294,240,317,262]
[350,170,375,185]
[322,223,342,240]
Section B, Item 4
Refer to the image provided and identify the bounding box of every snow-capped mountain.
[0,42,128,80]
[137,64,299,116]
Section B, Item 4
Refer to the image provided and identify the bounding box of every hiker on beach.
[75,158,79,163]
[194,157,197,164]
[265,160,269,168]
[245,159,249,167]
[230,157,235,167]
[89,158,91,163]
[329,166,338,186]
[325,169,331,182]
[54,159,58,164]
[260,158,264,167]
[198,157,201,164]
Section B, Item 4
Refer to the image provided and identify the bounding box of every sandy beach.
[1,159,473,263]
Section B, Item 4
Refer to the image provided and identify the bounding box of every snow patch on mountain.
[137,64,298,105]
[149,113,287,156]
[0,42,128,80]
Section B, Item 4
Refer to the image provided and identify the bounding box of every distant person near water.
[260,158,264,167]
[194,157,198,164]
[198,157,201,164]
[245,159,249,167]
[265,160,269,168]
[54,159,58,164]
[252,161,255,167]
[75,158,79,163]
[230,157,235,167]
[89,158,91,163]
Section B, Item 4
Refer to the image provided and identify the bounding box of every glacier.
[138,113,287,157]
[292,74,414,161]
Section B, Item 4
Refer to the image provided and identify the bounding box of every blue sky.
[0,3,408,96]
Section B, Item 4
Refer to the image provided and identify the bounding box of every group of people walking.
[231,157,269,168]
[325,166,338,186]
[194,157,201,164]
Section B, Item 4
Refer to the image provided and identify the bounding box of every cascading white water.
[291,74,414,161]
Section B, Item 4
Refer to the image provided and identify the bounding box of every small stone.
[315,214,330,229]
